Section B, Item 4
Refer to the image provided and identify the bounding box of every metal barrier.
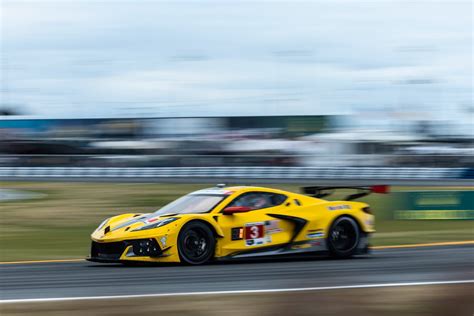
[0,167,471,186]
[0,153,472,168]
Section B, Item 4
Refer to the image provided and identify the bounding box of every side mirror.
[222,206,252,215]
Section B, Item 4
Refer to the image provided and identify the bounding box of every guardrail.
[0,167,472,186]
[0,153,472,168]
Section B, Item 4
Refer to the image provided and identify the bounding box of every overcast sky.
[1,0,472,120]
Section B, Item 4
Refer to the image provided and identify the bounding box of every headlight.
[132,217,179,231]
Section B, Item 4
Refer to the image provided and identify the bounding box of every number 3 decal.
[249,225,259,238]
[245,223,264,239]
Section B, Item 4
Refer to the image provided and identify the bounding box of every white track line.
[1,280,473,304]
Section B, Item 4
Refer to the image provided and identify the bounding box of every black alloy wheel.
[178,221,215,265]
[328,216,360,258]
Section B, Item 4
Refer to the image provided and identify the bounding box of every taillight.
[362,207,373,215]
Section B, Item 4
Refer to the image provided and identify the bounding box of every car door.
[216,191,295,257]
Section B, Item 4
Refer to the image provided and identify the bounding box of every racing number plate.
[245,223,264,239]
[244,222,269,246]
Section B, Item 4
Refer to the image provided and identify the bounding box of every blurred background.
[0,0,472,169]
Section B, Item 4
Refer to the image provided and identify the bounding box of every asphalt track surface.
[1,245,473,301]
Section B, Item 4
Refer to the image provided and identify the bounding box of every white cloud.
[1,0,471,118]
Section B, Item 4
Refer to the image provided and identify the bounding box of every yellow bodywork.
[90,186,375,263]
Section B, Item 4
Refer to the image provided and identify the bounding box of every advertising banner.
[393,190,474,220]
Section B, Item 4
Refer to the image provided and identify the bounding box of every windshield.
[153,194,226,215]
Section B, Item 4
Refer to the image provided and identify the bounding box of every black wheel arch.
[328,214,364,234]
[180,219,220,239]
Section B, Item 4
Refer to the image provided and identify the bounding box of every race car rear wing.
[302,185,389,201]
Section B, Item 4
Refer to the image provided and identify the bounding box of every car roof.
[190,186,289,196]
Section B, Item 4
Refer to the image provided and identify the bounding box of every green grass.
[0,182,472,261]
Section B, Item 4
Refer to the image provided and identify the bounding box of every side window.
[228,192,287,211]
[271,194,287,206]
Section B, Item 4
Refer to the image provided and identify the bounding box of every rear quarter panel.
[281,200,374,244]
[310,201,375,234]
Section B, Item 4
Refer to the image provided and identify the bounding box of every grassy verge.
[0,182,472,261]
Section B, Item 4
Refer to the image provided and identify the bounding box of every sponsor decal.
[291,243,312,250]
[292,240,324,250]
[306,232,325,239]
[327,205,351,211]
[264,220,282,234]
[308,240,322,246]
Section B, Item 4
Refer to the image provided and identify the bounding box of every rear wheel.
[328,216,360,258]
[178,221,215,265]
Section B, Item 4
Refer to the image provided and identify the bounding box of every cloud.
[1,0,472,118]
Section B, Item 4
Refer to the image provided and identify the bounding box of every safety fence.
[0,167,472,186]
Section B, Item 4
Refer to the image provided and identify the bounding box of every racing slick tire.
[327,216,360,259]
[178,221,215,265]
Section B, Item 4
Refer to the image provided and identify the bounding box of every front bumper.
[89,238,165,262]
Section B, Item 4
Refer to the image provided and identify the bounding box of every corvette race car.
[87,185,386,265]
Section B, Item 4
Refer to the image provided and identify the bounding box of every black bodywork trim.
[90,238,167,261]
[86,257,122,263]
[266,213,307,247]
[90,241,127,260]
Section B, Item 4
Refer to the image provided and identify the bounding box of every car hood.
[91,212,180,242]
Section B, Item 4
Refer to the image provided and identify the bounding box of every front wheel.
[177,221,215,265]
[327,216,360,258]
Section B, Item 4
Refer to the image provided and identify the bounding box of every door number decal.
[244,222,272,246]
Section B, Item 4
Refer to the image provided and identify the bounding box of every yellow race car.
[87,185,385,265]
